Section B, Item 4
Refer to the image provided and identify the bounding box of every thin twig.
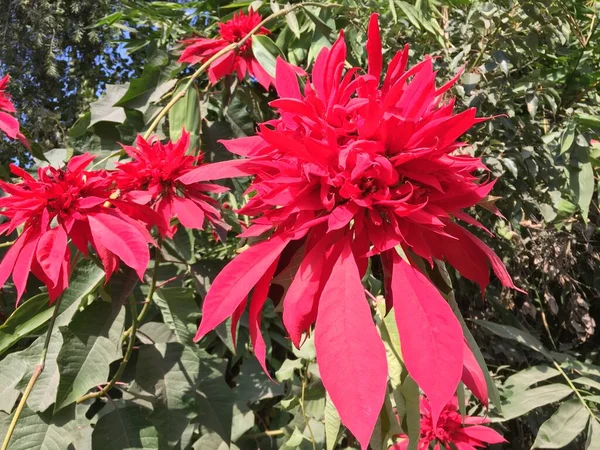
[300,373,317,450]
[1,295,64,450]
[553,360,600,422]
[76,294,138,404]
[0,240,14,248]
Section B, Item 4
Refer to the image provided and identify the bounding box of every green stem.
[300,371,317,450]
[553,360,600,422]
[1,295,64,450]
[76,294,138,404]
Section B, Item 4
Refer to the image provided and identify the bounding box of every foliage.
[0,0,599,450]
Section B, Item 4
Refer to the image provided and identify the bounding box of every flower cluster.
[391,397,505,450]
[0,132,224,302]
[179,9,275,89]
[182,13,520,449]
[0,75,29,148]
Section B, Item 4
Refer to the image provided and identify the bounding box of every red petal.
[13,227,40,301]
[282,232,344,347]
[36,226,68,287]
[87,211,150,280]
[461,425,506,444]
[194,234,291,341]
[172,196,205,230]
[219,135,266,156]
[177,159,252,184]
[249,256,280,377]
[275,56,301,99]
[0,111,19,139]
[366,14,382,80]
[208,50,236,84]
[315,240,387,450]
[391,252,463,426]
[461,339,488,407]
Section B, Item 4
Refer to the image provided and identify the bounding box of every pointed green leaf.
[92,403,158,450]
[153,287,200,346]
[533,399,590,448]
[501,384,572,420]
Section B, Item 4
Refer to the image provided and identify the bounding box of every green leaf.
[560,123,576,155]
[571,161,595,222]
[92,403,158,450]
[576,113,600,129]
[0,259,105,356]
[197,360,235,443]
[532,399,590,448]
[115,66,176,113]
[89,84,129,127]
[168,83,200,153]
[55,300,125,410]
[395,376,420,450]
[251,35,284,78]
[153,287,200,346]
[285,6,301,38]
[573,377,600,392]
[504,365,560,392]
[134,343,201,448]
[500,384,572,420]
[324,393,341,450]
[586,418,600,450]
[0,404,83,450]
[474,320,552,359]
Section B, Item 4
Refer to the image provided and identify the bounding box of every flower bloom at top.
[0,75,29,148]
[180,13,521,448]
[0,154,153,302]
[114,132,228,238]
[179,8,274,89]
[391,396,505,450]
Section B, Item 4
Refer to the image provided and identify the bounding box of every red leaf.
[36,226,68,287]
[249,256,280,377]
[0,111,19,139]
[366,14,382,80]
[87,211,150,280]
[194,234,291,341]
[177,159,252,185]
[276,57,301,99]
[461,425,506,444]
[461,339,488,407]
[391,252,463,426]
[315,240,387,450]
[12,227,40,302]
[282,231,343,347]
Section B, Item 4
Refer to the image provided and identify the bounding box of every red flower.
[0,75,29,148]
[179,9,274,89]
[391,396,505,450]
[0,154,153,302]
[181,14,520,448]
[115,132,228,238]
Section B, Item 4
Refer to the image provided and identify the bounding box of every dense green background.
[0,0,599,449]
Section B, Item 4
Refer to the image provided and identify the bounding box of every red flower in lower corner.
[114,132,228,238]
[0,75,29,148]
[179,8,274,89]
[391,397,505,450]
[179,13,521,449]
[0,154,153,302]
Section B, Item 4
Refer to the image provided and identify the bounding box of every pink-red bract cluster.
[0,75,29,148]
[181,13,520,449]
[179,9,275,89]
[391,396,505,450]
[0,132,223,302]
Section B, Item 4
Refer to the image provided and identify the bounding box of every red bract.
[179,9,274,89]
[0,75,29,148]
[115,132,228,238]
[0,154,153,302]
[181,13,520,448]
[390,396,505,450]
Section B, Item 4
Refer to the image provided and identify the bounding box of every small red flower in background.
[179,9,274,89]
[115,132,229,238]
[180,13,521,449]
[0,154,153,302]
[391,396,505,450]
[0,75,29,149]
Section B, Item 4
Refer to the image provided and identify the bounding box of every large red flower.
[115,132,228,238]
[179,8,274,89]
[0,154,153,302]
[391,396,505,450]
[0,75,29,148]
[181,14,520,448]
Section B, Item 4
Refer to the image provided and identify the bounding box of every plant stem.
[0,240,14,248]
[141,2,340,141]
[553,360,600,422]
[122,241,161,341]
[1,295,64,450]
[300,373,317,450]
[76,294,138,404]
